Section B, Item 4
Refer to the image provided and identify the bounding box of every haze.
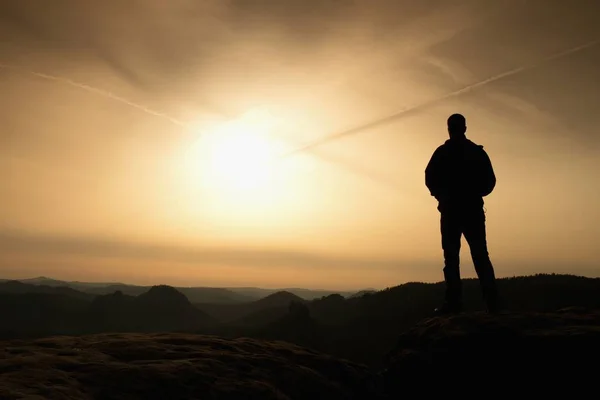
[0,0,599,290]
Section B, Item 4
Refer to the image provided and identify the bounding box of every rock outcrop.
[383,309,600,395]
[0,333,379,400]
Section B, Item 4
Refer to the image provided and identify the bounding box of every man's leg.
[463,208,498,312]
[438,210,463,313]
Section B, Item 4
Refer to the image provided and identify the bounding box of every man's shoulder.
[465,140,494,167]
[465,139,488,154]
[464,138,483,147]
[437,139,488,154]
[429,143,445,155]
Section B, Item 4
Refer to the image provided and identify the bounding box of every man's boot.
[435,276,462,315]
[435,262,462,315]
[481,276,499,314]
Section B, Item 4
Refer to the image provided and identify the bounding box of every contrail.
[284,144,404,191]
[279,38,600,159]
[0,62,401,189]
[0,62,186,127]
[5,37,596,192]
[0,64,374,191]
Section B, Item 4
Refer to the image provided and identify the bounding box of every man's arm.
[425,147,443,198]
[479,148,496,197]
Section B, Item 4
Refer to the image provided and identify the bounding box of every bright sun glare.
[178,107,319,226]
[184,108,285,194]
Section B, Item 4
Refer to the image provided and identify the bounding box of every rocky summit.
[383,308,600,396]
[1,308,600,399]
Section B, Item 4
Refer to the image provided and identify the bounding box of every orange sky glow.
[0,0,599,290]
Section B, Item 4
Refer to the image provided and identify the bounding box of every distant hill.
[0,280,93,300]
[0,285,215,338]
[196,290,306,325]
[348,289,377,299]
[178,287,256,303]
[224,286,356,300]
[1,277,258,303]
[82,284,150,297]
[251,300,323,349]
[251,273,600,367]
[2,273,600,371]
[4,277,355,303]
[10,277,122,291]
[17,276,81,286]
[253,290,306,308]
[0,293,90,338]
[82,284,255,304]
[86,285,215,332]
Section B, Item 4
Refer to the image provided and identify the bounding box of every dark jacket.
[425,137,496,211]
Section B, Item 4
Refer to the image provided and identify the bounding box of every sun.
[183,108,285,194]
[174,106,321,229]
[208,127,272,189]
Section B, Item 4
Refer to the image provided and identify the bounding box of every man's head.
[447,113,467,138]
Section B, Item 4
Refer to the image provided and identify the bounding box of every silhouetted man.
[425,113,498,314]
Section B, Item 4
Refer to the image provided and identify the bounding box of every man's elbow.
[425,176,437,195]
[482,180,496,197]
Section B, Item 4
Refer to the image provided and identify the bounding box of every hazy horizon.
[1,229,597,291]
[4,268,598,293]
[1,1,599,289]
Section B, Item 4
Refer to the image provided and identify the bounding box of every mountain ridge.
[2,273,600,368]
[0,276,359,302]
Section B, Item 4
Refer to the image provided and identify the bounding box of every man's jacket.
[425,137,496,210]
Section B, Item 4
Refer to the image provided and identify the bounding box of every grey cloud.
[1,0,599,157]
[0,1,476,94]
[1,0,600,286]
[0,230,404,271]
[422,1,600,146]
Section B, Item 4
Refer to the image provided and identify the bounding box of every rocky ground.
[0,333,379,400]
[382,308,600,396]
[1,308,599,399]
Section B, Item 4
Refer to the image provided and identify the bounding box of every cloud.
[0,1,474,92]
[1,0,600,286]
[0,230,405,272]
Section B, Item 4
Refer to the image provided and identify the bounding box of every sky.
[0,0,599,290]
